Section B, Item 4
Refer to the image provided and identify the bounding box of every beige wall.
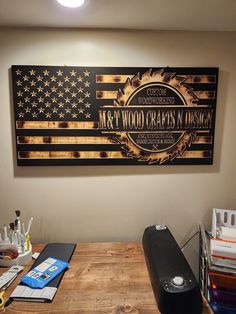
[0,28,236,274]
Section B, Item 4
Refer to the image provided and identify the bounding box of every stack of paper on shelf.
[210,238,236,269]
[199,208,236,314]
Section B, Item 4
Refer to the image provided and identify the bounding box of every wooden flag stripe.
[17,136,114,145]
[96,75,216,84]
[16,121,97,129]
[194,91,215,99]
[18,150,212,160]
[96,75,133,83]
[17,135,212,145]
[96,91,118,99]
[96,91,215,100]
[18,151,129,159]
[178,150,212,159]
[193,136,212,144]
[182,75,216,84]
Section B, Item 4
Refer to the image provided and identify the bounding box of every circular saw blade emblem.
[113,68,198,164]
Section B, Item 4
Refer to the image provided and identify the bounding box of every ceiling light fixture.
[56,0,85,8]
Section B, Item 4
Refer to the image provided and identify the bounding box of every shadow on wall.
[8,68,228,178]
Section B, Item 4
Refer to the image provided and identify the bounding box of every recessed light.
[56,0,85,8]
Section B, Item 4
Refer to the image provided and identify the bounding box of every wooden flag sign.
[12,66,218,166]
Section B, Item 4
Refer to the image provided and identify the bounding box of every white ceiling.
[0,0,236,31]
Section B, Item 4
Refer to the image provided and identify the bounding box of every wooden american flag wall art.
[12,66,218,166]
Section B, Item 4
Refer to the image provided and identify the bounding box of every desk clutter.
[0,242,75,308]
[200,208,236,314]
[10,243,76,303]
[0,265,24,309]
[0,211,33,267]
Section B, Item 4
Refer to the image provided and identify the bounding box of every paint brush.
[26,217,33,235]
[15,210,22,248]
[9,223,14,231]
[3,225,8,242]
[22,222,26,243]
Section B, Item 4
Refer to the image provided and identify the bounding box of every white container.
[0,244,32,267]
[212,208,236,238]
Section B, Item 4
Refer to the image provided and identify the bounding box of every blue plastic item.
[20,257,69,289]
[210,302,236,314]
[209,287,236,306]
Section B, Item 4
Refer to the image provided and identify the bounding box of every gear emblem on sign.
[113,68,198,164]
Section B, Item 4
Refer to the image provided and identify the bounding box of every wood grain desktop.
[0,242,213,313]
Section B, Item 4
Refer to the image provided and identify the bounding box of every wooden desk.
[1,242,213,313]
